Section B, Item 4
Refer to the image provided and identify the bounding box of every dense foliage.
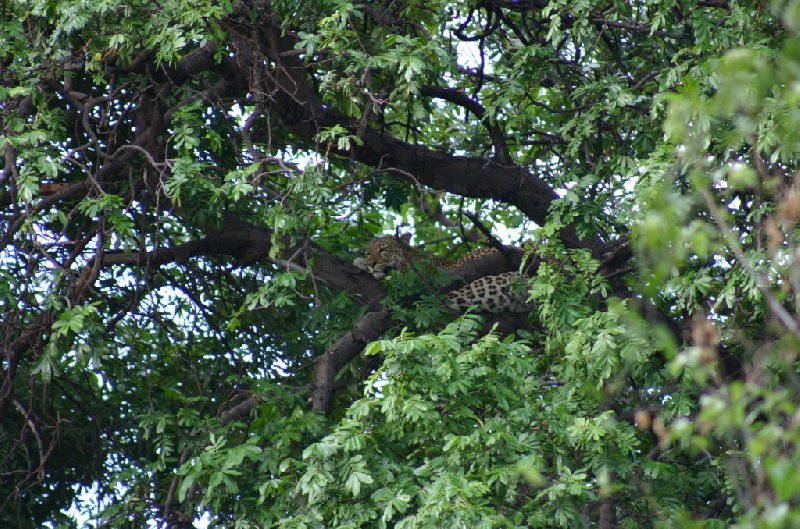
[2,0,800,527]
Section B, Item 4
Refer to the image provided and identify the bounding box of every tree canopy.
[2,0,800,527]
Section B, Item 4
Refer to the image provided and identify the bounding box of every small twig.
[463,210,505,251]
[12,399,44,469]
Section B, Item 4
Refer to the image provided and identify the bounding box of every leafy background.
[2,0,800,527]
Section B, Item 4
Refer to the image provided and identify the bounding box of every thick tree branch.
[312,310,392,413]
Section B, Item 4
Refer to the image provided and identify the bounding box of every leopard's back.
[436,246,500,271]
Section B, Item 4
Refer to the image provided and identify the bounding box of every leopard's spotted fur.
[353,234,529,314]
[446,271,529,314]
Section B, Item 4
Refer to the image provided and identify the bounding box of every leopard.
[353,233,530,314]
[354,233,499,279]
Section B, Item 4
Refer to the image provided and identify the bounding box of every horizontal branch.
[99,218,386,304]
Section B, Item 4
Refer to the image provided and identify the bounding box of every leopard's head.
[364,233,413,279]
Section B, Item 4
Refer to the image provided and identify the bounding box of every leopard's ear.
[398,232,413,245]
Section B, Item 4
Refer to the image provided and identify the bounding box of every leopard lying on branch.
[353,234,530,314]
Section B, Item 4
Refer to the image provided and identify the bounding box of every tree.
[2,0,799,527]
